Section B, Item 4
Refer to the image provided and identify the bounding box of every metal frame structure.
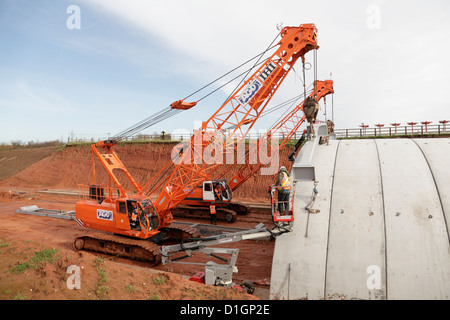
[161,223,291,287]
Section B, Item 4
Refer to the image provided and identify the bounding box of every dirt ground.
[0,143,283,300]
[0,190,275,300]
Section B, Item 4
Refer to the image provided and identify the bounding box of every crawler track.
[173,205,238,223]
[73,232,162,265]
[161,224,201,241]
[73,225,200,266]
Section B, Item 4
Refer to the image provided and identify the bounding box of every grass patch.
[125,284,136,293]
[0,239,10,250]
[152,275,167,286]
[0,242,9,248]
[11,291,26,300]
[94,258,109,299]
[149,293,161,300]
[9,248,58,274]
[96,286,109,298]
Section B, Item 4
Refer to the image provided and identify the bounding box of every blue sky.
[1,0,449,143]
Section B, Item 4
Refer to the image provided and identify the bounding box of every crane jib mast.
[155,25,319,222]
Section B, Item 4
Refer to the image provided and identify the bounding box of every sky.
[0,0,449,144]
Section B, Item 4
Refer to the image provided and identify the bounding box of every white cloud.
[80,0,450,130]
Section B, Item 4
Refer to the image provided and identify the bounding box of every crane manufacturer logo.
[259,62,277,82]
[97,209,113,221]
[238,78,263,106]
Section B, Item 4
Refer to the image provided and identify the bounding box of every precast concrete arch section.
[270,137,450,300]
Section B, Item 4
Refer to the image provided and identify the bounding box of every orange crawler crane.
[73,24,319,264]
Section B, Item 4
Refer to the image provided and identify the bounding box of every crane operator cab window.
[213,181,231,202]
[117,201,127,214]
[203,182,215,201]
[219,182,232,201]
[116,199,156,232]
[141,199,158,231]
[203,181,232,202]
[121,200,157,232]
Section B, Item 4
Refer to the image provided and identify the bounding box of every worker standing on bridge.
[275,166,291,214]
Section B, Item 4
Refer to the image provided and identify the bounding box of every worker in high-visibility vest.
[214,186,222,201]
[210,204,217,225]
[129,202,140,230]
[275,166,291,214]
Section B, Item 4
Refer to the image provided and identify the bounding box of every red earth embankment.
[0,142,290,299]
[0,142,293,201]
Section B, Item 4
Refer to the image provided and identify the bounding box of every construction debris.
[16,205,76,220]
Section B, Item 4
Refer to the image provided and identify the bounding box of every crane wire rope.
[111,32,281,141]
[219,32,280,107]
[266,84,313,133]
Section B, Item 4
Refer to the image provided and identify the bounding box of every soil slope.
[0,142,292,201]
[0,143,292,300]
[0,146,59,181]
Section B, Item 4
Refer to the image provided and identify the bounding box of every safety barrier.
[335,122,449,139]
[77,184,121,202]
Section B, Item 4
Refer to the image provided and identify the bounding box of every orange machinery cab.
[182,180,232,206]
[75,185,159,240]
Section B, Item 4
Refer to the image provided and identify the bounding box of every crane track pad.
[73,232,162,266]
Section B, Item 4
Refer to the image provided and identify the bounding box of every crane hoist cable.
[184,35,279,104]
[113,107,182,140]
[111,58,271,141]
[267,84,313,133]
[219,85,314,178]
[110,32,281,141]
[145,83,314,192]
[219,32,280,107]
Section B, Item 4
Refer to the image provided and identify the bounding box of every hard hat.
[280,166,286,171]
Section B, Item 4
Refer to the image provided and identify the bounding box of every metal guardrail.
[334,123,450,139]
[67,131,308,144]
[68,122,450,143]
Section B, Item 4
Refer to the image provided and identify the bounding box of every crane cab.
[75,185,159,239]
[202,180,232,202]
[174,180,240,222]
[183,180,232,205]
